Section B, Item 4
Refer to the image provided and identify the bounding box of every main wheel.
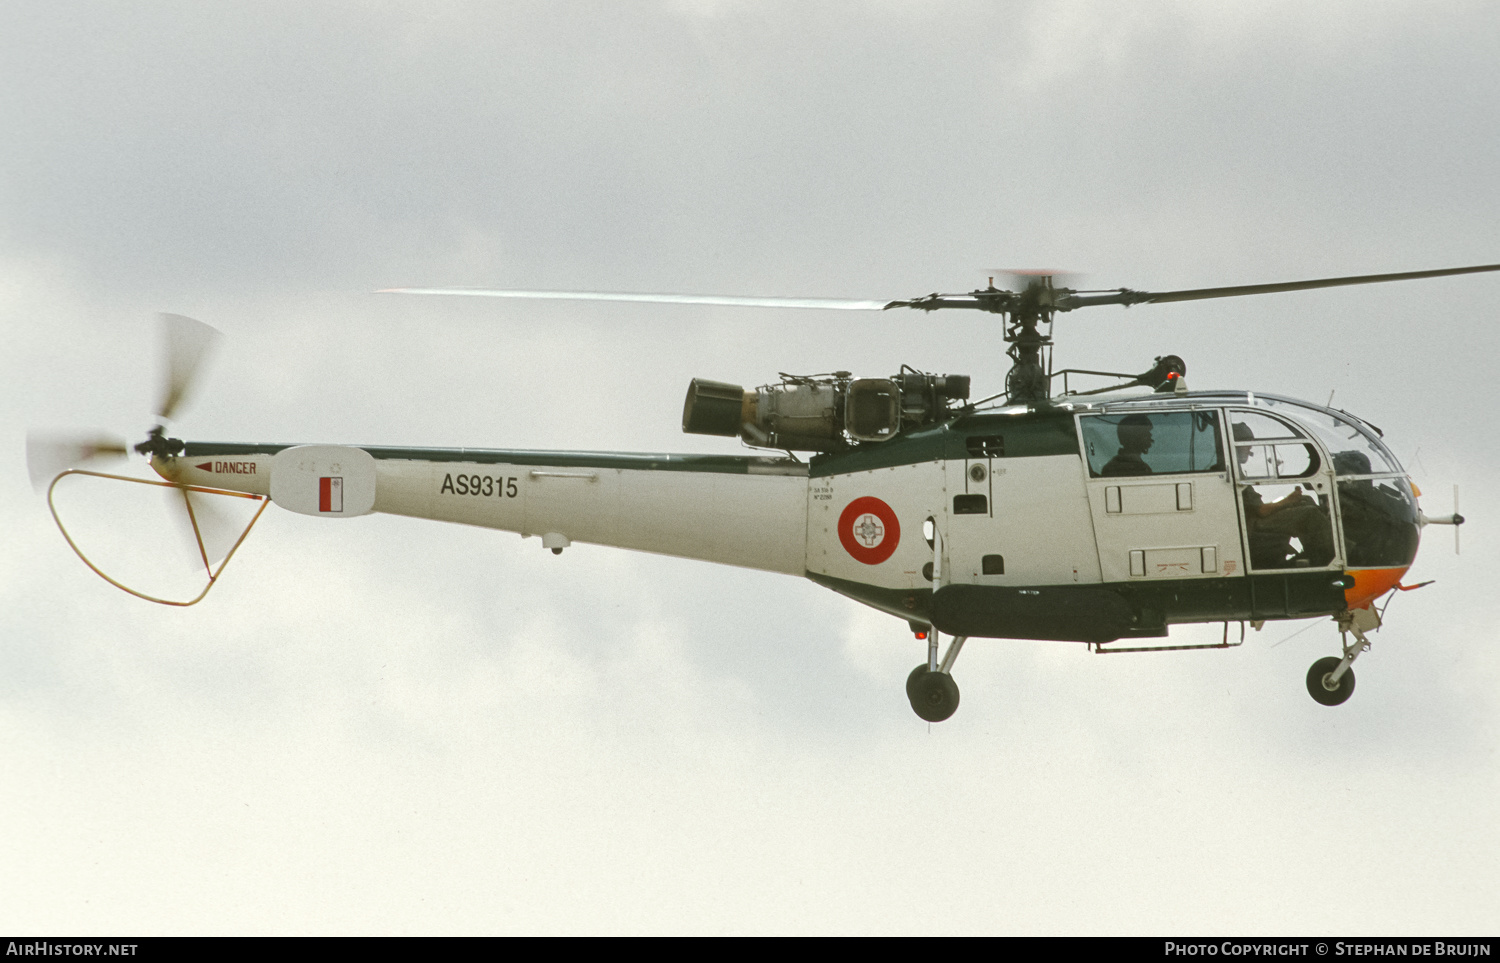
[907,665,960,722]
[1306,656,1355,706]
[906,663,930,701]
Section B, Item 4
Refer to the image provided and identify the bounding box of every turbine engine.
[682,368,970,452]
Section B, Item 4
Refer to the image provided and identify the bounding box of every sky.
[3,0,1498,935]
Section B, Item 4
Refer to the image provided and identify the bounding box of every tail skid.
[47,469,269,606]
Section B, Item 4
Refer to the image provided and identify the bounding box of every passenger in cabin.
[1234,424,1335,566]
[1336,450,1370,474]
[1332,450,1411,565]
[1100,413,1155,476]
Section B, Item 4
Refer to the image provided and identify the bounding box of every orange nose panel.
[1345,567,1408,609]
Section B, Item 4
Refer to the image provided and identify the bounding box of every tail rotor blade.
[157,314,221,422]
[26,431,129,491]
[165,485,243,573]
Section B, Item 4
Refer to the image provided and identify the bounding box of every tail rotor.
[26,313,221,487]
[27,313,267,605]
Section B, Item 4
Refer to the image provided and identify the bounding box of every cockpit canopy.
[1063,390,1418,570]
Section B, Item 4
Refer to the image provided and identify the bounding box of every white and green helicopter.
[31,264,1483,721]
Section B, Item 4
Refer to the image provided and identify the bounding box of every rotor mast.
[1004,278,1059,401]
[886,275,1061,402]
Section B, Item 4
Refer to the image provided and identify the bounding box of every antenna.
[1455,485,1462,555]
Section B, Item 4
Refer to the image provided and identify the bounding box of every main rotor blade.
[384,260,1500,316]
[378,287,892,311]
[26,432,129,491]
[157,314,222,421]
[1067,262,1500,308]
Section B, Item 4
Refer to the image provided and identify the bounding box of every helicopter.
[28,262,1483,722]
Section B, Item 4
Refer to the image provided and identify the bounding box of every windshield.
[1339,476,1420,567]
[1256,397,1399,475]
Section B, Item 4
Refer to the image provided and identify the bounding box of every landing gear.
[908,667,960,721]
[1306,656,1355,706]
[906,631,967,722]
[1305,607,1378,707]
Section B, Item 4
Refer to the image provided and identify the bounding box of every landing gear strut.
[907,631,967,722]
[1307,607,1377,707]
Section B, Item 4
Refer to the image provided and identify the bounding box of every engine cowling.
[682,369,969,451]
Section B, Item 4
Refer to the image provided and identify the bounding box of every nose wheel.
[906,631,966,722]
[1306,607,1377,707]
[1306,656,1356,706]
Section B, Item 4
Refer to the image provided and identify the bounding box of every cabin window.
[965,435,1004,458]
[1081,411,1224,478]
[953,494,988,515]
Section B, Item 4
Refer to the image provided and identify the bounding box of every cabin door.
[1079,409,1245,583]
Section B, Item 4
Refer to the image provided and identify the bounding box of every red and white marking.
[319,476,343,513]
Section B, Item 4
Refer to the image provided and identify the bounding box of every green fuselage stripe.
[185,409,1083,478]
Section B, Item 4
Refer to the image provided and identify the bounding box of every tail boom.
[159,444,810,574]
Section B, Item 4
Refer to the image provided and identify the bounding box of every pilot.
[1234,423,1335,566]
[1100,414,1154,476]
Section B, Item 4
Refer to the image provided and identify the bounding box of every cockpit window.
[1236,443,1320,480]
[1230,411,1304,442]
[1081,410,1224,478]
[1339,476,1419,567]
[1230,411,1322,481]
